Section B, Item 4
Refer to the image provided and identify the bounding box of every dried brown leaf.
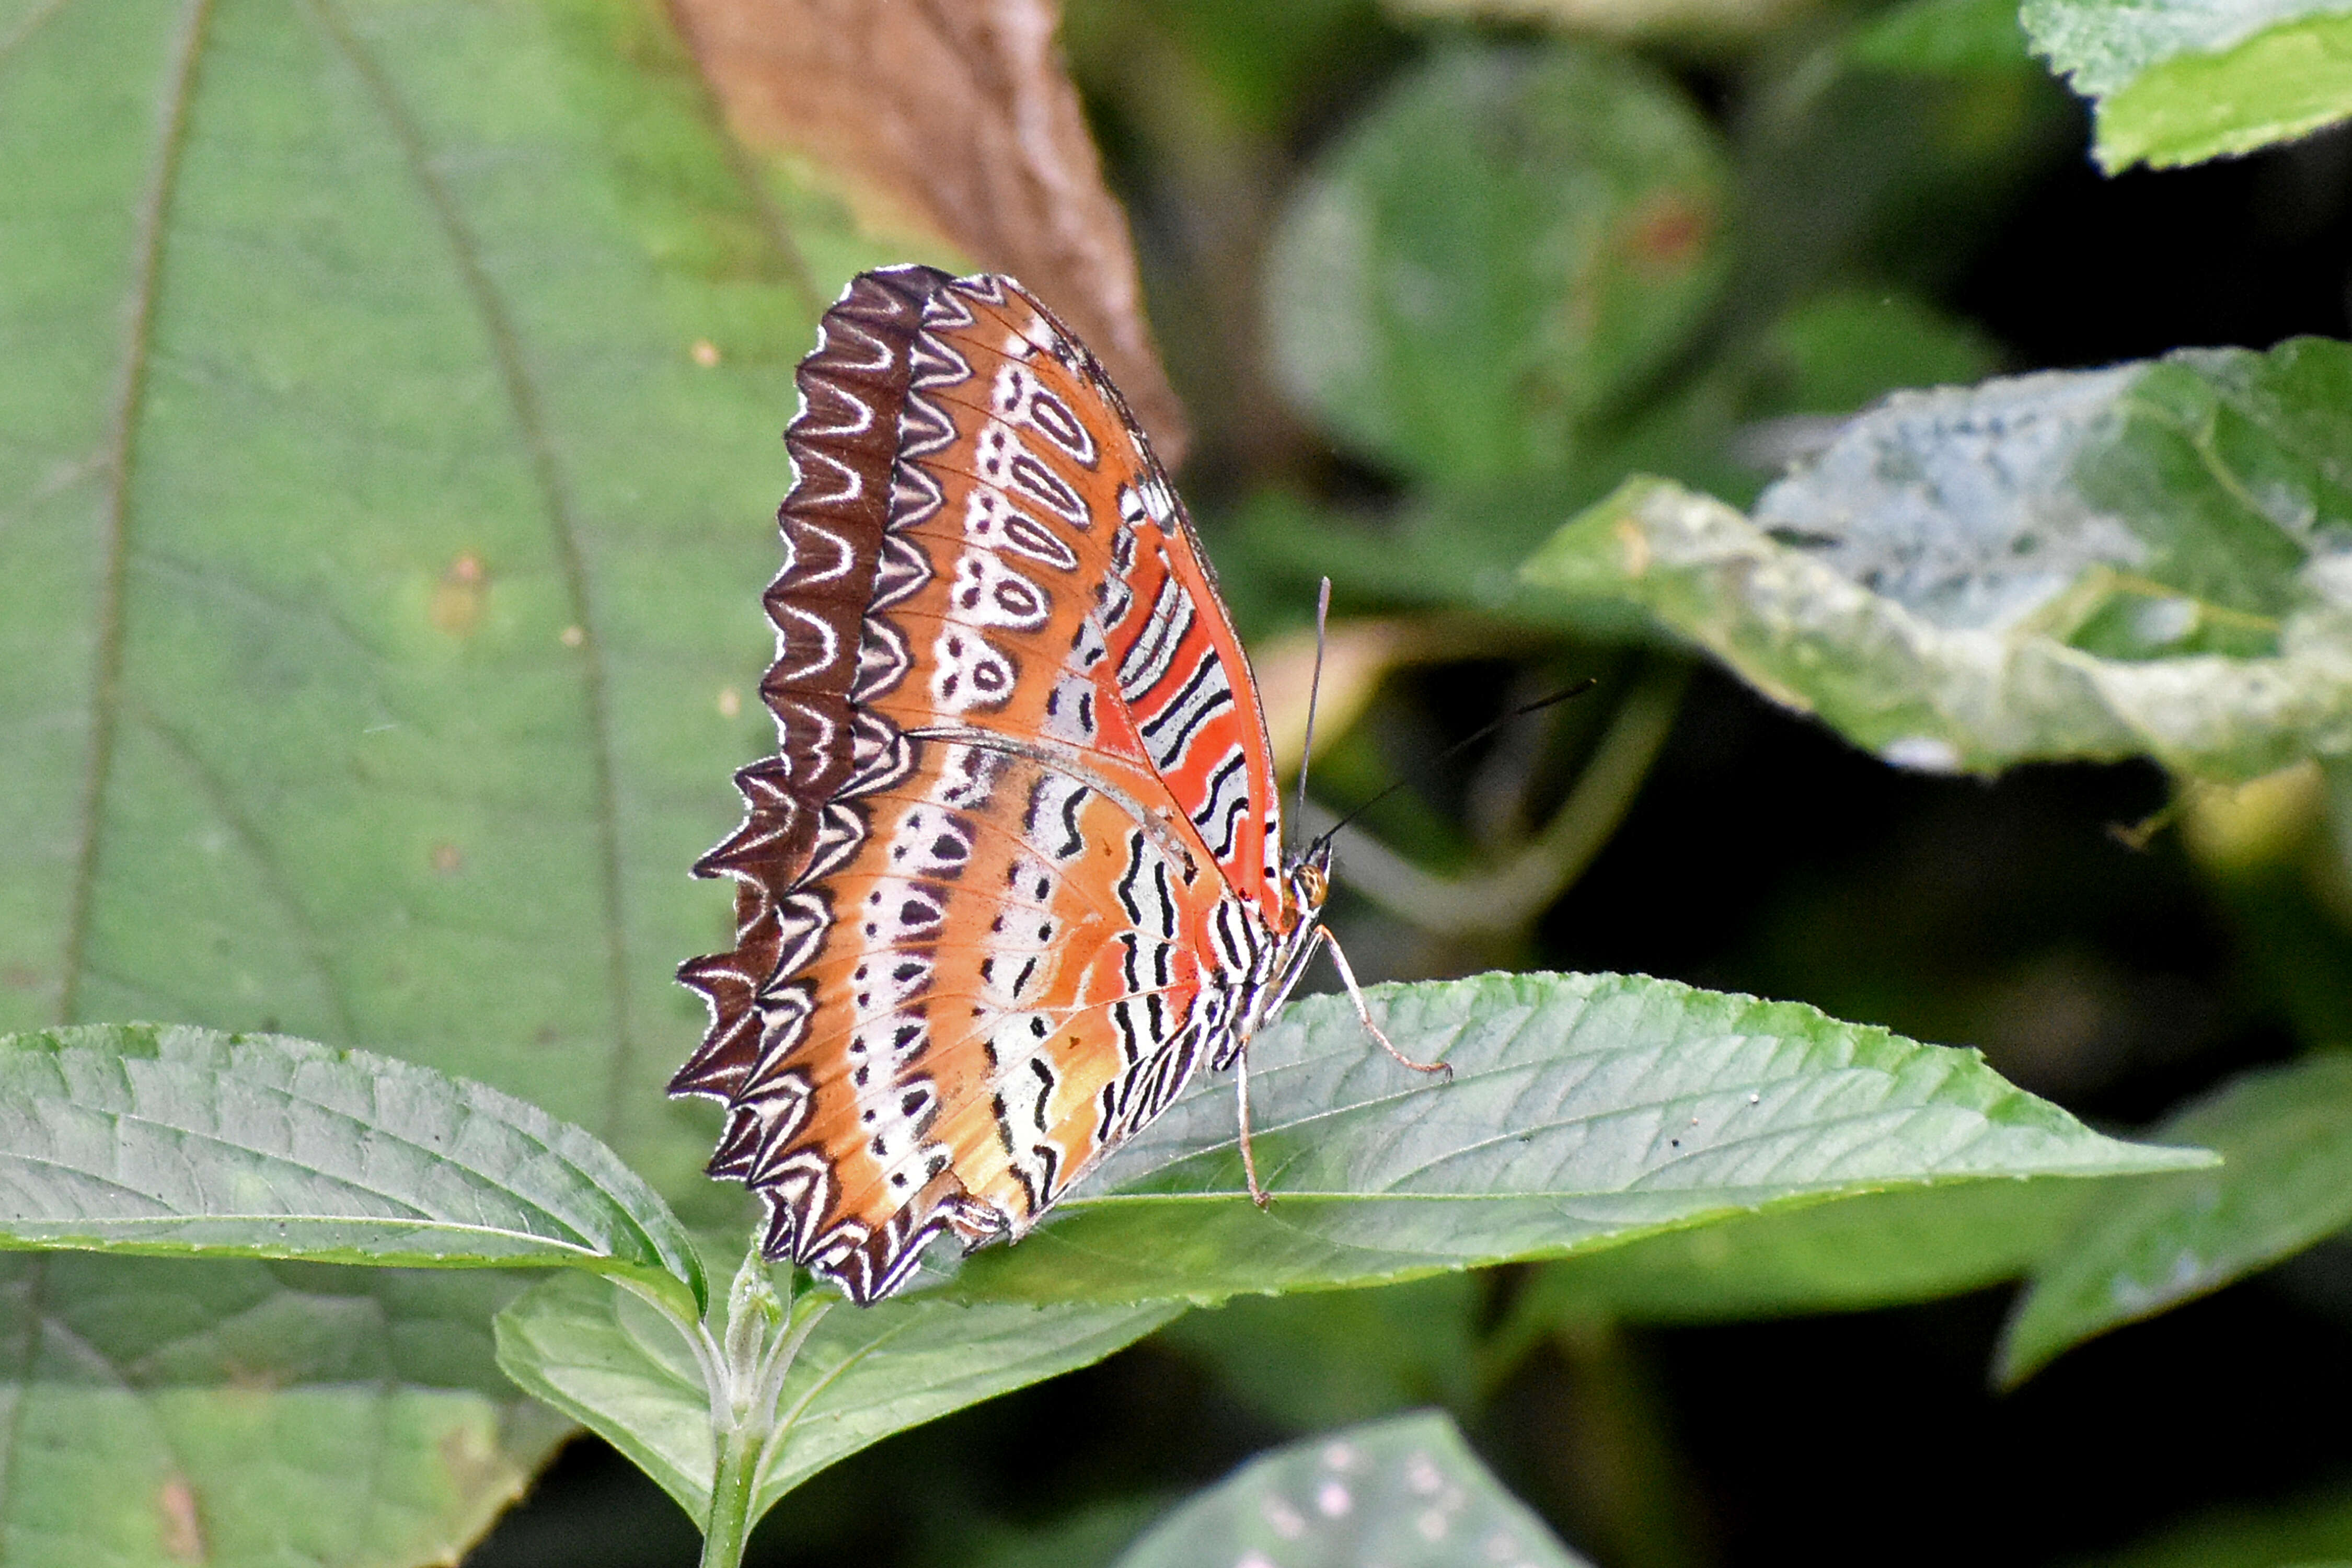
[670,0,1190,464]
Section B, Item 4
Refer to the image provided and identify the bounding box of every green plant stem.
[1300,656,1690,936]
[701,1418,763,1568]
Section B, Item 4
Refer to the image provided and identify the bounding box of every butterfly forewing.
[676,267,1293,1303]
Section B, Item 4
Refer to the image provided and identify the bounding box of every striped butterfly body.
[674,266,1420,1305]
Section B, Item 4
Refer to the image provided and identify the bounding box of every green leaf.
[2070,1483,2352,1568]
[493,1270,1180,1524]
[1999,1053,2352,1383]
[0,1254,568,1568]
[1110,1409,1593,1568]
[1756,290,2005,418]
[0,1022,705,1315]
[945,972,2209,1306]
[1513,1176,2092,1327]
[1262,40,1728,483]
[1849,0,2038,74]
[2021,0,2352,168]
[1522,339,2352,782]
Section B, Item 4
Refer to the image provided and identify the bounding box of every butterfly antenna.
[1295,577,1332,826]
[1311,677,1598,850]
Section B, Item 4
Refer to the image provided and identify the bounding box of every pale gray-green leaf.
[1522,340,2352,782]
[2000,1053,2352,1383]
[944,972,2209,1305]
[1111,1409,1593,1568]
[0,1023,704,1315]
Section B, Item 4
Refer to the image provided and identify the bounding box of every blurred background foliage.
[462,0,2352,1563]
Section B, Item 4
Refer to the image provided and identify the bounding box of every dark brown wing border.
[670,265,953,1111]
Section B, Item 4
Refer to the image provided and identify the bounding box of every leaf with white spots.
[1111,1410,1593,1568]
[943,971,2210,1305]
[1520,340,2352,783]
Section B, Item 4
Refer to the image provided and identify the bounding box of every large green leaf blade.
[492,1270,1180,1524]
[0,1023,704,1315]
[1522,340,2352,783]
[1111,1409,1593,1568]
[1999,1053,2352,1383]
[946,972,2209,1305]
[0,1255,568,1568]
[0,0,903,1557]
[0,0,872,1215]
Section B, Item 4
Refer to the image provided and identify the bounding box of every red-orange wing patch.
[674,269,1298,1302]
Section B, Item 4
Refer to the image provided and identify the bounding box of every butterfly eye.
[1294,864,1328,909]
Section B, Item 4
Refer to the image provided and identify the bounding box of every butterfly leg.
[1235,1044,1274,1209]
[1322,929,1454,1082]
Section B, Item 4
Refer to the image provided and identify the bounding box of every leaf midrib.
[57,0,215,1025]
[306,0,640,1146]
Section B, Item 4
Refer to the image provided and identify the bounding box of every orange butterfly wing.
[674,268,1301,1301]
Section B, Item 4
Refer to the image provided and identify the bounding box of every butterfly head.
[1282,837,1335,929]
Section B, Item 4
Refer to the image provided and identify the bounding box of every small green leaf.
[2022,0,2352,168]
[1523,340,2352,781]
[0,1023,704,1317]
[493,1270,1180,1524]
[1110,1409,1593,1568]
[947,972,2209,1305]
[1263,40,1727,483]
[491,1271,712,1518]
[1999,1053,2352,1383]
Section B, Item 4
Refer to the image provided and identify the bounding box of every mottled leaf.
[2022,0,2352,168]
[1523,340,2352,781]
[1111,1409,1593,1568]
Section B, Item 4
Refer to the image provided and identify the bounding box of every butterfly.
[671,265,1444,1304]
